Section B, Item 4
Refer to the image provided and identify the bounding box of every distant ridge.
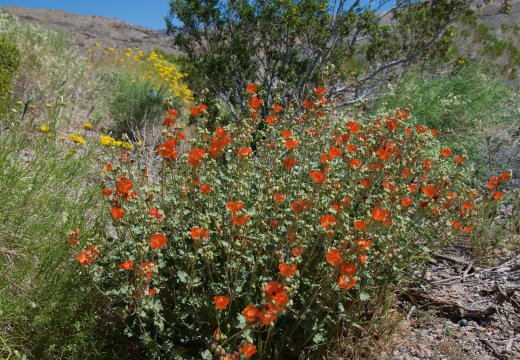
[1,6,180,55]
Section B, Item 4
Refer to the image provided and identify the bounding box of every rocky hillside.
[0,6,179,55]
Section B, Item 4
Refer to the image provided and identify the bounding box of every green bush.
[367,64,517,171]
[105,70,168,138]
[0,35,21,120]
[76,79,510,359]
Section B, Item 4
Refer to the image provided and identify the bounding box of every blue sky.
[1,0,391,30]
[0,0,176,30]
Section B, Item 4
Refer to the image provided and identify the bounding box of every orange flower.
[247,84,257,94]
[110,207,123,219]
[265,115,279,125]
[226,201,244,213]
[409,184,417,192]
[116,177,134,194]
[149,234,168,249]
[441,149,452,157]
[310,170,325,183]
[350,159,361,168]
[240,342,257,357]
[105,164,114,170]
[149,289,156,295]
[417,124,427,134]
[243,305,262,322]
[502,171,510,180]
[328,147,341,159]
[455,156,465,163]
[405,128,411,136]
[291,200,312,213]
[265,281,288,305]
[493,191,504,200]
[232,215,248,226]
[177,133,186,139]
[304,100,315,109]
[103,188,112,196]
[354,220,367,231]
[285,140,299,150]
[189,107,200,116]
[250,97,262,110]
[237,147,252,157]
[450,220,463,229]
[150,208,161,218]
[355,239,372,251]
[189,148,205,167]
[214,296,230,309]
[76,252,89,265]
[340,262,357,276]
[401,198,413,207]
[315,86,326,95]
[359,255,366,264]
[377,148,390,160]
[320,214,338,229]
[281,129,292,139]
[191,227,209,241]
[338,275,356,289]
[261,311,277,325]
[279,263,297,276]
[326,248,341,265]
[284,158,297,169]
[273,193,285,202]
[383,217,393,226]
[431,129,438,136]
[119,260,135,270]
[373,207,389,221]
[346,121,361,133]
[292,247,303,256]
[216,127,228,138]
[421,186,436,197]
[360,178,371,186]
[346,144,357,152]
[462,201,472,209]
[200,185,211,193]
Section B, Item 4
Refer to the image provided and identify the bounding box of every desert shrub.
[367,64,518,171]
[0,120,105,358]
[89,47,193,137]
[106,70,168,138]
[0,12,89,124]
[76,77,511,359]
[0,35,21,120]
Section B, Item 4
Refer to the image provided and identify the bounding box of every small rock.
[459,319,468,327]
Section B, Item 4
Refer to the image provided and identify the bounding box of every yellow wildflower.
[40,126,50,132]
[70,134,86,143]
[83,123,93,129]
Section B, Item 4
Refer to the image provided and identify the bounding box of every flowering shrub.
[78,80,510,359]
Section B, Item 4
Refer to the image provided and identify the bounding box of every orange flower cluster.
[87,81,512,359]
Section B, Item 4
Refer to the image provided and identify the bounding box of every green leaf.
[359,292,370,301]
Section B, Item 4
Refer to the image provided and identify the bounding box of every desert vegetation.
[1,0,519,359]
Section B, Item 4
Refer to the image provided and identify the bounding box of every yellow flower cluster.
[95,45,193,105]
[100,135,132,148]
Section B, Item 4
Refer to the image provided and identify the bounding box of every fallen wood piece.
[477,335,507,359]
[433,254,481,271]
[462,263,473,282]
[400,288,497,319]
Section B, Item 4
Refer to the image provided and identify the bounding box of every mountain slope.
[0,6,179,55]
